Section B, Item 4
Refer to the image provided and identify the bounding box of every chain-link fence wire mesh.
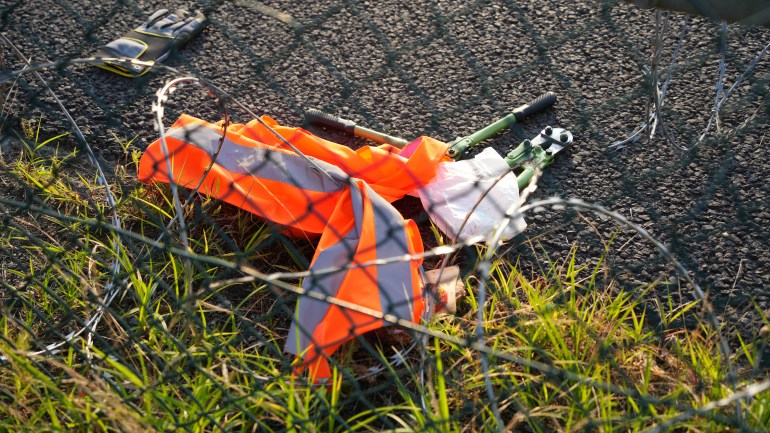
[1,0,770,431]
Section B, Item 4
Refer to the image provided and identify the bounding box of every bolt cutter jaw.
[506,126,573,190]
[506,126,572,167]
[534,126,572,160]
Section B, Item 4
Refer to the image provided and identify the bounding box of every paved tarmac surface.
[2,0,769,342]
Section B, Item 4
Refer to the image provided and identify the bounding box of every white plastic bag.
[417,147,526,243]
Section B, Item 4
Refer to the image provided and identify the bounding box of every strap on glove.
[94,8,207,78]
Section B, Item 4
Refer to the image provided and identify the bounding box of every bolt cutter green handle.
[445,92,557,159]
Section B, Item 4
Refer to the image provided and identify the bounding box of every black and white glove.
[94,8,207,78]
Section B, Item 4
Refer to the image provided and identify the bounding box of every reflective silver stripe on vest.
[284,181,418,356]
[284,225,357,355]
[367,183,416,322]
[284,180,367,356]
[165,123,346,193]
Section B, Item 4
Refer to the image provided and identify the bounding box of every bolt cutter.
[306,92,557,160]
[305,93,572,189]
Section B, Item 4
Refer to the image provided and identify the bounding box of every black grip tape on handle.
[305,109,356,135]
[512,92,557,122]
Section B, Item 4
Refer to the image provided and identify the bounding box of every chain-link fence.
[1,0,769,431]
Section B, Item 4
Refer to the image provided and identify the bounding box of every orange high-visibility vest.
[138,114,449,379]
[226,116,450,203]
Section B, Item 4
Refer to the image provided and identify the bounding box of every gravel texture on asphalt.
[1,0,769,345]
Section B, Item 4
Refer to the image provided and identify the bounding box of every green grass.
[0,128,768,432]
